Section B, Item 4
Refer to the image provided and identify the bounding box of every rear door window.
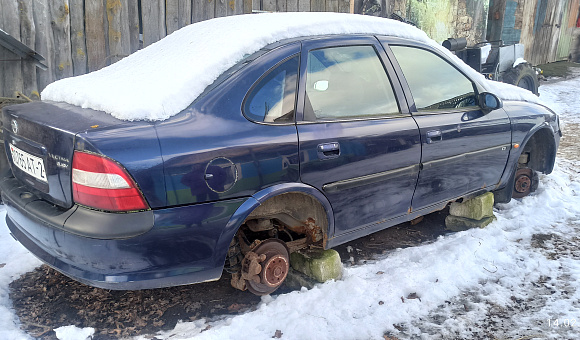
[304,45,400,121]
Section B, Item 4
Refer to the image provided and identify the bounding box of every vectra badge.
[11,119,18,134]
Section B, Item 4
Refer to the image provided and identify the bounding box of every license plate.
[10,143,47,183]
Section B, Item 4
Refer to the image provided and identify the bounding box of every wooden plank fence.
[0,0,354,98]
[3,0,545,99]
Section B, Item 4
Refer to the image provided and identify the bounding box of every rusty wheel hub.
[513,168,533,198]
[244,239,289,296]
[262,254,289,287]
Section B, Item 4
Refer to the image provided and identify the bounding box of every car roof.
[41,13,432,122]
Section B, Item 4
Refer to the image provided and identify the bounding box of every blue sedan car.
[1,16,560,295]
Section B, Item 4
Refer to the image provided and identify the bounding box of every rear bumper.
[2,177,247,290]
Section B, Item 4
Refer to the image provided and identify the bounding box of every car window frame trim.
[241,52,302,126]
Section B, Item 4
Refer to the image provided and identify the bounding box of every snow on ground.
[53,325,95,340]
[141,164,580,340]
[41,13,540,122]
[0,77,578,339]
[539,76,580,126]
[0,208,41,340]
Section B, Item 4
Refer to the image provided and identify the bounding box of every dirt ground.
[537,61,580,79]
[9,209,450,339]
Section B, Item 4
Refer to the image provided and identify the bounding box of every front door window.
[390,45,478,111]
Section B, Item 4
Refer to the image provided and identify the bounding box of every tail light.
[72,151,149,212]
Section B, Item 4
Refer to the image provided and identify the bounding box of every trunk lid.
[2,101,125,208]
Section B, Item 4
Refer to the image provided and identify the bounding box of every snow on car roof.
[40,12,543,121]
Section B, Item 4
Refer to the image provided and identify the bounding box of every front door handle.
[426,130,442,144]
[317,142,340,159]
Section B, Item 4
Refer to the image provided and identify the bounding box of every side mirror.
[479,92,502,113]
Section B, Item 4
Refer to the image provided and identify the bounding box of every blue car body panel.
[296,36,423,238]
[0,34,560,290]
[4,184,246,289]
[155,42,301,207]
[76,123,167,207]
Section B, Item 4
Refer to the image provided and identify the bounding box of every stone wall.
[358,0,490,45]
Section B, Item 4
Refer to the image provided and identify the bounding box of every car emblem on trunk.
[11,119,18,134]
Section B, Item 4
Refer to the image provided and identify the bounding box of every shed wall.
[488,0,580,65]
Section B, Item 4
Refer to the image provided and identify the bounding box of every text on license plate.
[10,144,47,183]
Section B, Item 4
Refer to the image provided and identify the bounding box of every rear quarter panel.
[76,123,166,208]
[155,43,301,207]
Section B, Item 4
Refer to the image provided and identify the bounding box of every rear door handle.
[426,130,442,144]
[317,142,340,159]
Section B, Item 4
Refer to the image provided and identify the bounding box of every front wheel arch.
[519,127,558,175]
[494,127,557,202]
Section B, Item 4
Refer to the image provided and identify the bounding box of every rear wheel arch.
[214,184,334,268]
[246,191,330,245]
[215,184,334,295]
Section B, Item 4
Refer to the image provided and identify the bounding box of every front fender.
[496,101,560,189]
[497,124,558,191]
[212,183,334,267]
[519,123,557,151]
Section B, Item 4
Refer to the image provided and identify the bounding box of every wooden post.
[548,0,564,62]
[244,0,253,13]
[49,0,74,80]
[311,0,325,12]
[227,0,241,16]
[204,0,216,20]
[166,0,181,34]
[32,0,55,92]
[128,0,140,52]
[107,0,131,64]
[70,0,88,76]
[178,0,193,27]
[252,0,260,11]
[2,0,24,96]
[287,0,299,12]
[277,0,287,12]
[338,0,350,13]
[263,0,276,11]
[19,0,39,99]
[216,0,228,17]
[326,0,338,12]
[86,0,108,71]
[142,0,166,46]
[243,0,252,14]
[235,0,245,14]
[298,0,310,11]
[192,0,204,23]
